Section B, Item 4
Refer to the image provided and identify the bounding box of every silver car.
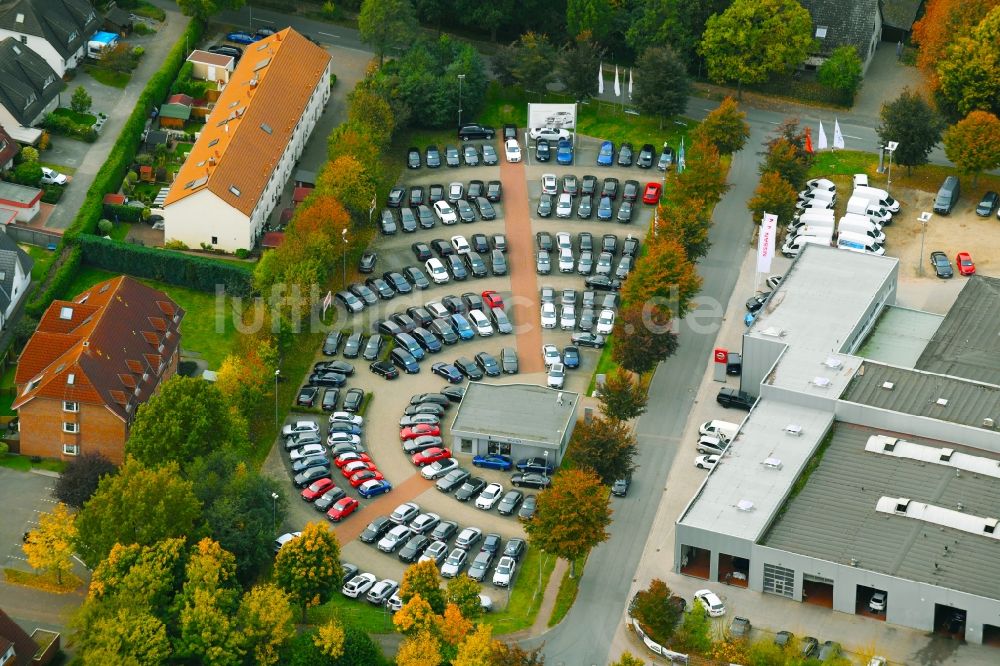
[492,556,516,587]
[377,525,414,553]
[441,547,468,578]
[556,193,573,218]
[419,540,449,566]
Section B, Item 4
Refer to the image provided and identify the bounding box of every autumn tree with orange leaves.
[912,0,999,83]
[944,111,1000,185]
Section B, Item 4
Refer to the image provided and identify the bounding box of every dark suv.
[458,124,496,140]
[717,387,754,410]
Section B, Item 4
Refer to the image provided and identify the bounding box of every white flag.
[628,68,633,100]
[757,213,778,273]
[613,66,620,98]
[817,121,828,150]
[597,61,604,95]
[833,118,845,149]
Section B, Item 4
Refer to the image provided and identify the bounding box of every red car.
[642,182,662,205]
[400,424,441,440]
[300,478,335,501]
[482,290,504,309]
[334,452,372,468]
[348,469,385,487]
[411,447,452,467]
[956,252,975,276]
[341,460,378,478]
[327,497,360,522]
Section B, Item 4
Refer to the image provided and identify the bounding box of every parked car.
[693,589,726,617]
[510,473,551,489]
[716,387,754,410]
[930,250,953,278]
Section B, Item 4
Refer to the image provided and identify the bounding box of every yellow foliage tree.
[396,630,441,666]
[393,593,437,636]
[236,583,294,666]
[314,619,345,658]
[23,502,77,585]
[453,623,493,666]
[438,602,473,648]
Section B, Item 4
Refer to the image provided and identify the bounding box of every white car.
[327,432,362,447]
[558,248,574,273]
[273,531,302,553]
[289,443,326,461]
[492,556,516,587]
[342,572,377,598]
[366,579,399,605]
[556,194,573,218]
[420,540,449,565]
[529,127,571,142]
[504,139,521,163]
[560,304,575,330]
[377,525,413,553]
[329,412,363,426]
[694,455,719,470]
[693,589,726,617]
[425,258,449,284]
[540,302,557,329]
[475,482,504,510]
[547,362,565,389]
[440,547,468,578]
[595,308,615,335]
[421,458,459,480]
[542,344,560,367]
[389,502,420,524]
[386,591,404,612]
[541,173,558,195]
[434,200,458,225]
[556,232,572,251]
[282,420,318,438]
[40,167,68,186]
[451,235,471,254]
[468,309,494,336]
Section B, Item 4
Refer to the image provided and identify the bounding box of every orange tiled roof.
[163,29,331,216]
[13,276,185,421]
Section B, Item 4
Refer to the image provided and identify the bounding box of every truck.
[853,185,900,214]
[87,31,119,59]
[846,195,892,225]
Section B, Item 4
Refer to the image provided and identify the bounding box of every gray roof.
[881,0,923,30]
[856,305,943,368]
[800,0,880,57]
[0,231,32,312]
[0,0,99,59]
[450,383,578,447]
[842,361,1000,431]
[0,37,61,126]
[0,180,41,204]
[764,424,1000,601]
[915,276,1000,386]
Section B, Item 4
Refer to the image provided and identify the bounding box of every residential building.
[0,232,33,329]
[0,607,59,666]
[185,49,235,84]
[880,0,924,42]
[0,0,99,77]
[0,124,18,171]
[450,383,579,465]
[674,246,1000,644]
[12,276,184,463]
[0,37,62,144]
[800,0,883,73]
[162,28,332,253]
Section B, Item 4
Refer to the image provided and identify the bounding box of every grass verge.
[482,548,557,635]
[51,108,96,127]
[84,66,130,89]
[23,245,57,282]
[309,593,396,634]
[586,340,617,395]
[810,150,1000,196]
[4,568,83,593]
[0,455,67,473]
[548,554,588,627]
[133,1,166,21]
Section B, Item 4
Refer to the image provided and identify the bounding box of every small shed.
[294,169,316,188]
[292,186,312,206]
[144,130,169,150]
[185,50,235,84]
[103,7,133,36]
[0,182,42,222]
[158,94,193,129]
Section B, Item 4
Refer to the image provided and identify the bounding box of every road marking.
[844,134,865,140]
[257,18,275,24]
[318,32,338,38]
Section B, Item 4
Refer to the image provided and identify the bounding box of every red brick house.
[12,276,184,463]
[0,607,59,666]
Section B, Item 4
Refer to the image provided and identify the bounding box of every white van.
[699,420,739,443]
[853,185,900,214]
[795,198,834,212]
[837,231,885,256]
[798,188,836,204]
[791,207,835,222]
[795,224,838,239]
[853,173,869,188]
[804,177,836,193]
[781,233,831,257]
[838,216,885,243]
[788,215,835,233]
[846,195,892,225]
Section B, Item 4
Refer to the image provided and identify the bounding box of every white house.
[163,29,332,253]
[0,0,99,77]
[0,37,62,143]
[0,231,34,329]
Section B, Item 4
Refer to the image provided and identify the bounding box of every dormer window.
[68,30,78,44]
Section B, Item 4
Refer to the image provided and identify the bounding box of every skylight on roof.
[261,123,273,134]
[816,26,828,39]
[59,306,73,320]
[229,185,241,196]
[208,138,219,147]
[254,57,271,71]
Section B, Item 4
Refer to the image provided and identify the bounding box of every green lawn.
[51,107,96,127]
[548,555,588,627]
[22,245,57,282]
[309,593,396,634]
[587,340,617,395]
[482,548,557,635]
[85,66,130,89]
[39,161,77,177]
[0,364,15,417]
[59,266,237,369]
[809,150,877,178]
[809,149,1000,196]
[108,222,132,241]
[133,0,166,21]
[0,455,67,473]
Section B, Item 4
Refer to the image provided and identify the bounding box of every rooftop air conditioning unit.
[812,377,832,388]
[823,357,842,369]
[784,425,802,436]
[936,398,949,407]
[762,457,783,470]
[736,499,755,512]
[984,418,995,429]
[881,381,894,390]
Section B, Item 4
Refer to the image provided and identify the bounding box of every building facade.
[0,0,99,77]
[0,37,61,141]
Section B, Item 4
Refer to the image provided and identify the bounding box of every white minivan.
[798,187,837,204]
[795,197,834,212]
[794,224,837,239]
[788,214,835,234]
[853,185,900,214]
[846,195,892,225]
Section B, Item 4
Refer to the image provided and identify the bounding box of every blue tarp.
[90,31,118,46]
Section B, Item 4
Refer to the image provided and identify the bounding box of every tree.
[566,0,613,43]
[438,602,474,652]
[675,135,729,205]
[401,560,446,614]
[287,624,386,666]
[176,0,245,20]
[23,502,76,585]
[633,46,690,127]
[397,630,442,666]
[597,369,649,421]
[877,89,946,174]
[817,45,864,103]
[175,586,241,665]
[557,32,604,102]
[510,32,557,93]
[393,593,438,636]
[630,579,682,646]
[523,469,611,577]
[347,87,396,148]
[673,599,713,653]
[490,44,519,88]
[700,0,814,98]
[20,146,38,163]
[126,376,247,466]
[695,97,750,156]
[913,0,997,79]
[236,584,295,666]
[358,0,418,65]
[446,574,483,620]
[620,238,701,318]
[317,155,376,218]
[944,111,1000,185]
[936,7,1000,117]
[12,162,41,187]
[75,458,202,568]
[54,451,117,508]
[761,118,814,189]
[71,86,92,114]
[626,0,731,70]
[748,171,798,227]
[609,653,645,666]
[274,521,344,622]
[568,415,638,485]
[75,605,172,665]
[611,305,679,375]
[657,195,712,262]
[326,124,382,172]
[314,620,346,659]
[454,623,493,666]
[488,641,546,665]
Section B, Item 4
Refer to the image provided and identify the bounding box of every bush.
[0,442,8,455]
[102,203,144,223]
[170,62,211,99]
[27,246,82,317]
[40,185,65,204]
[133,22,155,36]
[97,219,113,235]
[13,162,42,187]
[42,112,96,141]
[235,248,249,259]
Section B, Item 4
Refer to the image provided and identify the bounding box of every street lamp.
[341,228,348,285]
[543,450,549,481]
[885,141,899,190]
[917,212,931,276]
[457,74,465,129]
[271,492,279,533]
[274,369,280,427]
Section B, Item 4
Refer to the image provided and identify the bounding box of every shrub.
[40,186,65,204]
[235,248,249,259]
[13,162,42,187]
[27,246,82,316]
[0,442,8,456]
[102,203,144,223]
[164,239,189,250]
[133,22,155,36]
[20,146,39,163]
[97,219,113,235]
[70,86,93,114]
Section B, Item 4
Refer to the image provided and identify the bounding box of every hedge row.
[26,246,82,317]
[77,236,252,296]
[103,203,145,223]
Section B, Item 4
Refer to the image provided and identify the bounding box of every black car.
[458,124,496,140]
[976,191,999,216]
[404,266,430,290]
[617,201,633,223]
[431,520,459,542]
[292,455,330,475]
[432,362,463,384]
[622,180,640,202]
[745,292,771,314]
[475,197,496,220]
[445,145,460,167]
[516,457,554,475]
[410,392,451,407]
[359,250,377,273]
[637,144,655,168]
[500,347,519,374]
[602,177,619,200]
[322,331,343,356]
[360,516,393,543]
[462,292,485,312]
[297,386,318,407]
[443,294,467,315]
[440,386,465,403]
[517,496,536,521]
[585,275,622,291]
[497,490,524,516]
[430,318,459,344]
[207,44,242,60]
[383,271,412,295]
[470,233,490,255]
[717,387,755,410]
[536,138,551,162]
[465,251,488,278]
[361,334,383,361]
[413,327,443,353]
[436,468,471,493]
[930,251,953,278]
[622,235,639,257]
[313,487,348,512]
[369,360,398,380]
[536,231,553,251]
[467,180,485,200]
[602,234,618,254]
[388,186,406,207]
[342,388,365,412]
[398,535,431,563]
[455,476,487,502]
[316,360,355,376]
[486,180,502,202]
[617,142,634,167]
[581,175,598,197]
[409,186,425,207]
[366,277,395,300]
[454,357,484,381]
[390,348,420,374]
[503,124,517,140]
[415,205,435,229]
[537,194,553,217]
[349,283,378,307]
[511,473,551,489]
[611,476,631,497]
[428,183,445,203]
[407,306,433,328]
[321,388,339,411]
[562,346,580,369]
[407,147,421,169]
[342,332,364,358]
[570,332,606,348]
[431,239,455,257]
[308,371,347,387]
[379,209,397,235]
[474,352,501,377]
[456,198,476,223]
[426,145,441,168]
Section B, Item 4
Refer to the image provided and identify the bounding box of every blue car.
[225,31,259,45]
[358,479,393,498]
[450,313,475,340]
[472,454,514,471]
[597,141,614,166]
[556,139,573,165]
[744,312,756,327]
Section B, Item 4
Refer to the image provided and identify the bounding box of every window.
[20,35,26,44]
[63,401,79,412]
[763,563,795,598]
[460,438,473,453]
[815,26,828,39]
[62,422,79,434]
[62,444,79,456]
[211,236,218,245]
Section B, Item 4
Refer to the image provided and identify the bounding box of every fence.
[3,225,62,249]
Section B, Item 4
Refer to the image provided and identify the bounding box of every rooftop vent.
[760,327,786,338]
[762,457,783,470]
[811,376,832,388]
[784,424,802,437]
[881,381,894,390]
[823,357,842,369]
[736,499,755,512]
[261,123,273,135]
[208,138,219,147]
[984,418,995,429]
[229,185,241,196]
[894,498,911,513]
[556,392,564,406]
[15,13,24,23]
[936,398,949,407]
[249,78,259,88]
[940,448,954,462]
[59,306,73,320]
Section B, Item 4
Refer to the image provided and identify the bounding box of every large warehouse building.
[675,246,1000,645]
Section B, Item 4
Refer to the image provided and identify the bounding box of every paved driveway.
[0,468,60,571]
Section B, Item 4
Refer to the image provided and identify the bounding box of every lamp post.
[457,74,465,129]
[271,492,279,533]
[274,369,280,427]
[543,450,549,481]
[917,212,931,276]
[341,228,348,285]
[885,141,898,191]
